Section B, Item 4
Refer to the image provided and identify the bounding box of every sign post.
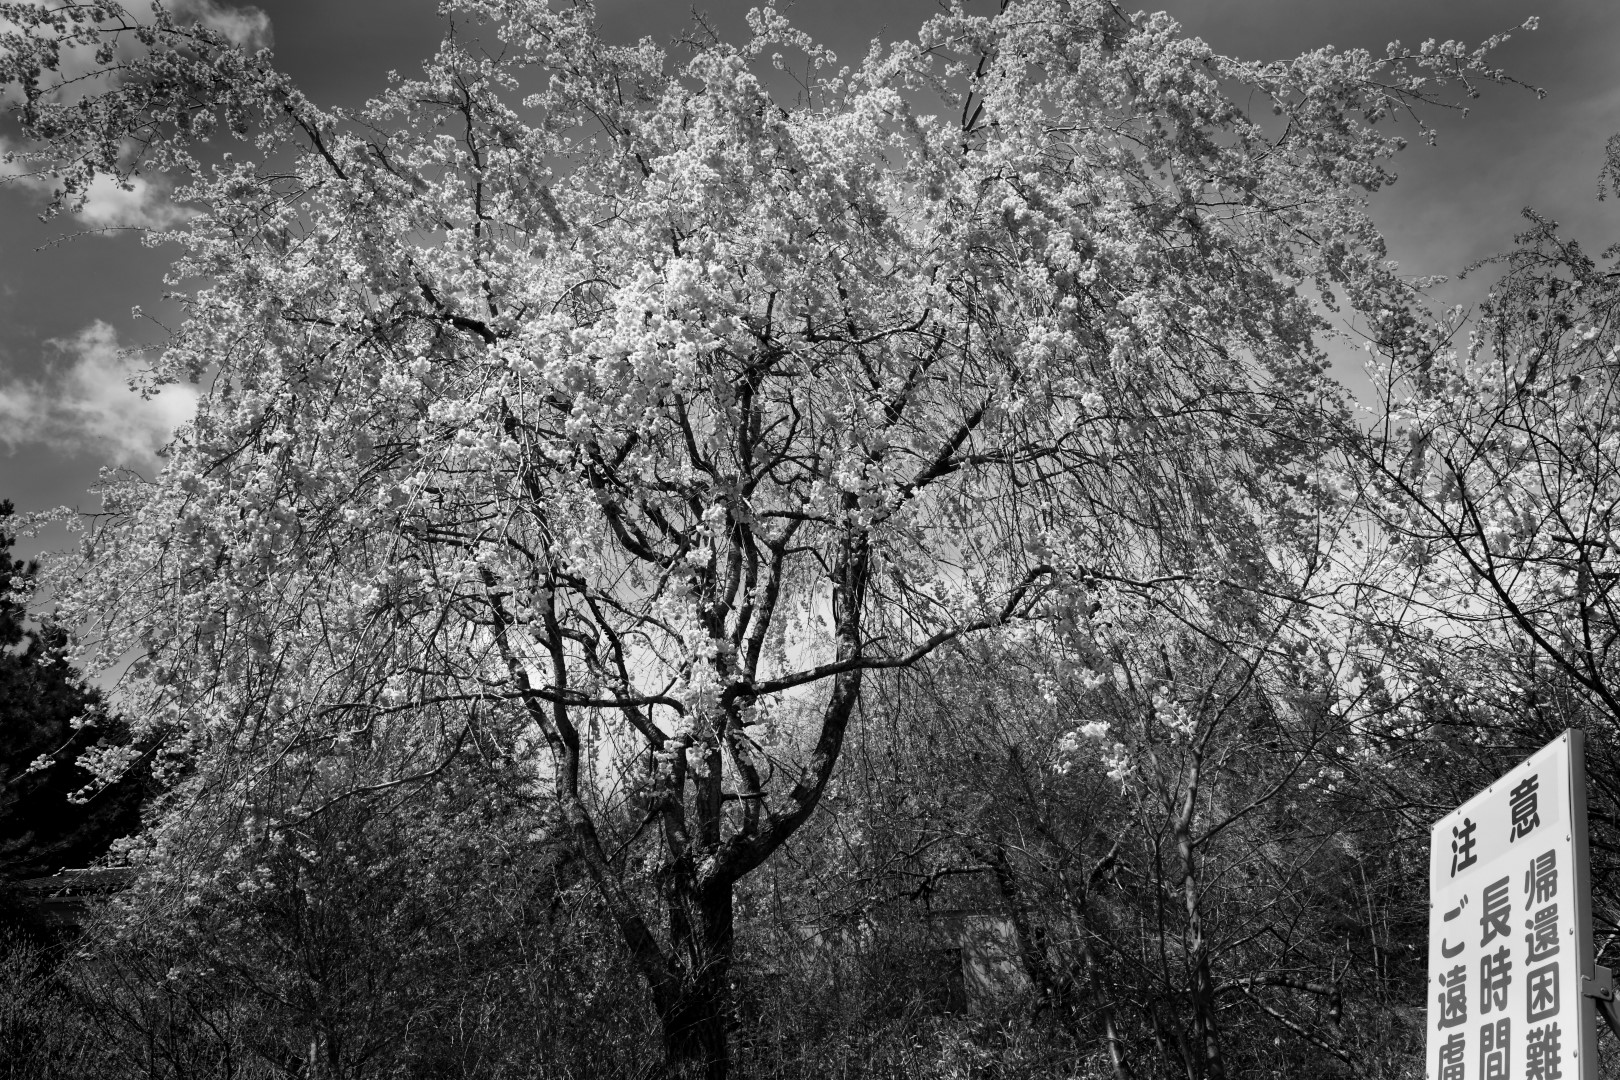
[1427,729,1603,1079]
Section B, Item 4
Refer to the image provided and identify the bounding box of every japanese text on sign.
[1427,732,1593,1080]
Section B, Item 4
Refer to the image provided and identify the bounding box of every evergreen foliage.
[0,502,144,897]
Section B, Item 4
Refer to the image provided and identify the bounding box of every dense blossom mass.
[0,2,1592,1078]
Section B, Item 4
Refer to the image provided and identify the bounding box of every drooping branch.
[731,563,1055,701]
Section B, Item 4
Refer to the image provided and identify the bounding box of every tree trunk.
[1076,926,1132,1080]
[661,996,728,1080]
[975,838,1067,1010]
[494,540,874,1080]
[1063,844,1132,1080]
[1174,757,1226,1080]
[657,881,734,1080]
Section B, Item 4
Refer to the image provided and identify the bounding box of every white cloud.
[1,136,197,231]
[169,0,273,50]
[0,322,198,468]
[2,0,272,106]
[1,0,272,225]
[3,0,271,49]
[77,173,198,231]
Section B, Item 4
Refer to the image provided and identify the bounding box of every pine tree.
[0,502,144,897]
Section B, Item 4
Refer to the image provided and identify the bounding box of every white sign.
[1427,730,1596,1080]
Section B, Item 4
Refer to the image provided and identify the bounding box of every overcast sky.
[2,0,1617,552]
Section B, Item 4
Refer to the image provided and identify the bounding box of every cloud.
[1,137,197,231]
[1,0,273,107]
[0,322,199,468]
[0,0,273,227]
[169,0,273,51]
[3,0,271,50]
[75,173,198,231]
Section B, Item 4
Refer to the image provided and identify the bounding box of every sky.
[1,0,1618,558]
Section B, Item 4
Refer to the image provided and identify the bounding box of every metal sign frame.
[1568,730,1601,1076]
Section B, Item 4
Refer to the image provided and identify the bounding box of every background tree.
[1350,130,1620,989]
[844,574,1424,1080]
[0,739,656,1080]
[1,2,1536,1076]
[0,501,145,897]
[83,754,646,1080]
